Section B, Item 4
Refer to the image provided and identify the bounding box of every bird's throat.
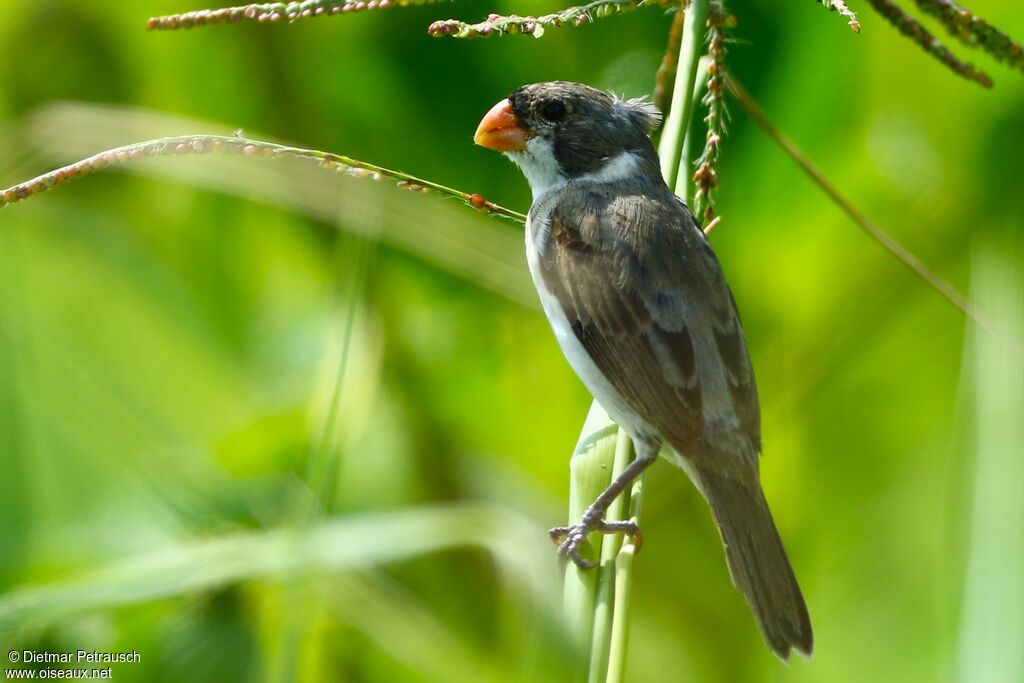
[506,137,567,201]
[511,145,646,202]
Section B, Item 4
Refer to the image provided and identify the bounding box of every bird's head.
[474,81,662,198]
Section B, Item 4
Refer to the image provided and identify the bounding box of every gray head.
[475,81,663,197]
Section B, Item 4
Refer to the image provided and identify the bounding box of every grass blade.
[0,504,553,632]
[956,245,1024,683]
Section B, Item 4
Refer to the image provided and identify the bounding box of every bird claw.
[549,518,643,569]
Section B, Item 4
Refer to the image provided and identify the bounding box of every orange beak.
[474,99,530,152]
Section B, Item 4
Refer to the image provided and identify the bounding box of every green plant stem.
[657,1,700,187]
[428,0,654,39]
[146,0,443,30]
[955,245,1024,683]
[913,0,1024,73]
[0,134,526,222]
[605,473,644,683]
[563,405,621,653]
[672,0,709,200]
[692,1,727,224]
[653,7,686,118]
[866,0,993,87]
[726,75,1002,338]
[564,4,706,679]
[675,57,709,207]
[587,429,634,682]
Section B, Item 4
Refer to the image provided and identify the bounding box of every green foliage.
[1,0,1023,681]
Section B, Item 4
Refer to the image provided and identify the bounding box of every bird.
[473,81,812,659]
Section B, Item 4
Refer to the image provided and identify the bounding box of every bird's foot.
[549,517,643,569]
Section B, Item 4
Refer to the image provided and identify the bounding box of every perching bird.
[474,81,812,659]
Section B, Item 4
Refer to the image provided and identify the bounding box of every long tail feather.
[696,465,813,659]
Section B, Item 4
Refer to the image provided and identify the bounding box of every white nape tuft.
[506,137,566,201]
[613,94,663,134]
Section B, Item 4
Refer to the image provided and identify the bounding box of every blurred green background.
[1,0,1023,680]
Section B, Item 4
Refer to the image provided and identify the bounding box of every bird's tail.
[694,464,813,659]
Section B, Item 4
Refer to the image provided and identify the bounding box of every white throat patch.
[506,137,565,201]
[507,139,642,201]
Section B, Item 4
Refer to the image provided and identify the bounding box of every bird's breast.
[524,205,653,443]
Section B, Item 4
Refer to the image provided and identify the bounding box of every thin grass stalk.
[0,133,526,222]
[653,7,686,118]
[657,0,705,188]
[912,0,1024,74]
[725,75,1007,340]
[672,0,710,200]
[146,0,441,30]
[272,238,373,680]
[562,405,621,654]
[605,473,644,683]
[429,0,653,38]
[564,4,707,678]
[865,0,993,87]
[305,238,373,512]
[586,429,634,682]
[676,57,709,207]
[692,1,728,224]
[955,246,1024,683]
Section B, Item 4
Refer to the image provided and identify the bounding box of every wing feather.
[537,184,760,460]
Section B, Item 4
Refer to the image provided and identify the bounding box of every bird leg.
[549,446,657,569]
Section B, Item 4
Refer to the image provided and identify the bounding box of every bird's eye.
[540,100,567,123]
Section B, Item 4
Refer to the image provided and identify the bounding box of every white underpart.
[520,149,666,458]
[526,227,656,449]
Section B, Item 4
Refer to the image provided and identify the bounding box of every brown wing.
[537,183,760,461]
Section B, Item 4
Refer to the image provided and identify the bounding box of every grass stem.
[727,75,1001,338]
[564,4,708,678]
[563,404,621,654]
[0,133,526,223]
[671,0,709,200]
